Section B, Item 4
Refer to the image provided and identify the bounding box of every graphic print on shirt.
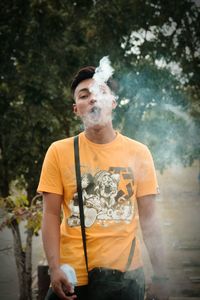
[67,167,135,227]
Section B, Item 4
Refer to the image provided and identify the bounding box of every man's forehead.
[74,78,110,95]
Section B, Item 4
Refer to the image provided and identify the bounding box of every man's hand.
[50,268,77,300]
[146,280,170,300]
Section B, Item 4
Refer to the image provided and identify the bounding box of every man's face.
[73,78,116,128]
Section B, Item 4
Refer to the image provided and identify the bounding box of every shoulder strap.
[74,135,88,273]
[125,238,136,271]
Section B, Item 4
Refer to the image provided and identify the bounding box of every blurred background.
[0,0,200,299]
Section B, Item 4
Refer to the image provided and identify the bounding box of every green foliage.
[0,0,78,200]
[0,180,42,234]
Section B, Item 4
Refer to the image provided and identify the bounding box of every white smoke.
[93,56,114,83]
[163,103,193,125]
[83,56,116,129]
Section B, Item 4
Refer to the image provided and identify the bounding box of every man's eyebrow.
[78,88,89,94]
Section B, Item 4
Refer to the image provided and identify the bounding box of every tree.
[0,1,79,298]
[112,0,200,169]
[62,0,199,168]
[85,0,200,169]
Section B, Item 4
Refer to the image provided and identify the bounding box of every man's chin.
[83,120,105,129]
[83,117,110,129]
[81,112,112,129]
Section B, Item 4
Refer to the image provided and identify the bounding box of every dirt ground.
[0,161,200,299]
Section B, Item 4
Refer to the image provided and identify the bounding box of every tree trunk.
[25,228,34,300]
[0,137,10,198]
[11,220,34,300]
[10,219,26,299]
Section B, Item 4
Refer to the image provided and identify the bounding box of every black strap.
[74,135,89,273]
[73,135,135,274]
[125,238,136,271]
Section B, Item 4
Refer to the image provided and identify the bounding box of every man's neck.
[84,123,116,144]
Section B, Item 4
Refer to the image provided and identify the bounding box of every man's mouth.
[90,106,101,116]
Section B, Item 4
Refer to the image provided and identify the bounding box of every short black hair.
[71,66,118,95]
[71,66,95,94]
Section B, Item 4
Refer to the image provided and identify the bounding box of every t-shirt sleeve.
[136,145,159,198]
[37,143,63,195]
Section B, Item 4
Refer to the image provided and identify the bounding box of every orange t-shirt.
[37,132,158,285]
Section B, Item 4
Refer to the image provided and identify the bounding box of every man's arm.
[42,192,76,300]
[137,194,169,300]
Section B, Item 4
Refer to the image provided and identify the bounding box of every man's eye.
[79,94,88,99]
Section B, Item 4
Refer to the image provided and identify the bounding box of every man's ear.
[112,98,117,109]
[73,103,78,115]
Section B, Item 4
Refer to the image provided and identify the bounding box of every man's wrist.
[48,265,60,275]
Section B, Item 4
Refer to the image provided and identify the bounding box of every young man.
[37,66,169,300]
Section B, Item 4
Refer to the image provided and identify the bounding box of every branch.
[0,246,12,252]
[30,193,42,206]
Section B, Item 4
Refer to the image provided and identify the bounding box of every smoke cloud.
[82,56,116,129]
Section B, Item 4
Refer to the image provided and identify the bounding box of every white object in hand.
[60,264,77,289]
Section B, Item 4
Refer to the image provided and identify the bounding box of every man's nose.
[89,93,97,104]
